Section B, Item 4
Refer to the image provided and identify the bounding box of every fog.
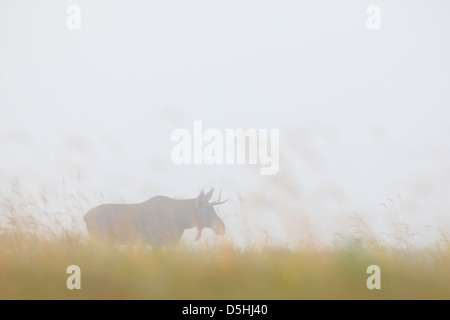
[1,1,449,247]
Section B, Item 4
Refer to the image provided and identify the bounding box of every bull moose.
[83,188,227,247]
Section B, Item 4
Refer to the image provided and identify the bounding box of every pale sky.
[1,1,449,247]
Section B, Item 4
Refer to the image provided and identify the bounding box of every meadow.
[0,185,449,300]
[0,230,449,299]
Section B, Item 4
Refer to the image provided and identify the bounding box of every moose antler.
[210,188,228,206]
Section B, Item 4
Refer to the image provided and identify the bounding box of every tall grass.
[0,236,449,299]
[0,184,449,299]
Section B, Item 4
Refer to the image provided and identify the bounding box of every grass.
[0,183,449,300]
[0,234,449,299]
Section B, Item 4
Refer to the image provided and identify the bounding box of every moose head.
[194,188,227,240]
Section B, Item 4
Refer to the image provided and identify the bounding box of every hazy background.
[1,0,449,247]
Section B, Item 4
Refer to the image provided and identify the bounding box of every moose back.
[83,189,226,247]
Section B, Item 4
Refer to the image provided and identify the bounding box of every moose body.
[83,189,226,247]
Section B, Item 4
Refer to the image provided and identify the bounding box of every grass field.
[0,233,449,299]
[0,184,449,300]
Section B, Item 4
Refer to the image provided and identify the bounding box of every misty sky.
[1,1,449,246]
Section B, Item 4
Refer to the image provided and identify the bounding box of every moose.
[83,188,227,247]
